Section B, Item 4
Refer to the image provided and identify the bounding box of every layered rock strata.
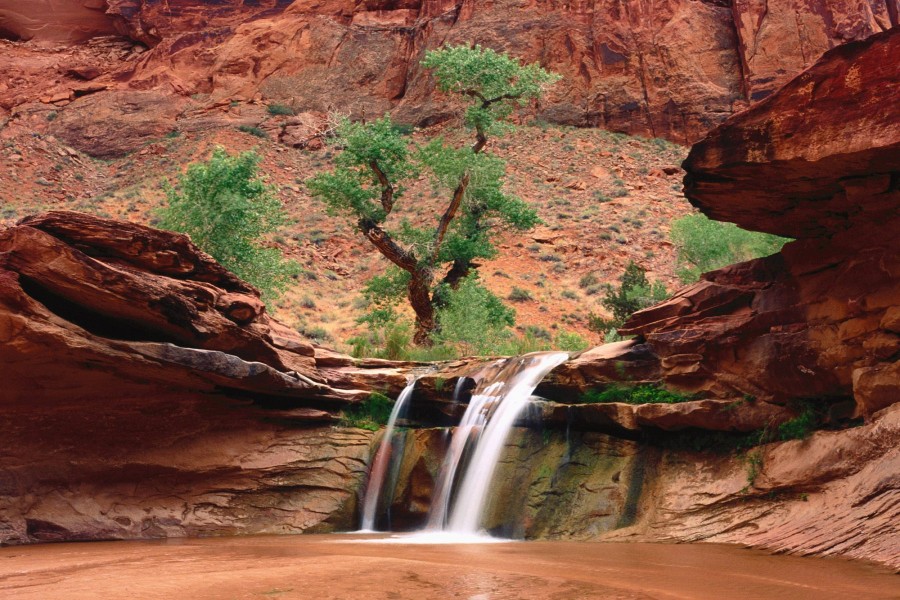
[0,210,407,543]
[1,0,897,151]
[620,28,900,415]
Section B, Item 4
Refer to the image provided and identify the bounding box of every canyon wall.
[0,15,897,571]
[0,210,410,543]
[620,28,900,414]
[1,0,897,148]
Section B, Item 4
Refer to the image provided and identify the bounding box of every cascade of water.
[359,379,417,531]
[427,351,569,534]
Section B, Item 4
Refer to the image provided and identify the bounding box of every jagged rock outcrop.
[1,0,896,152]
[0,209,413,544]
[620,29,900,414]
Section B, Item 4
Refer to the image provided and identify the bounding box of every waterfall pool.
[1,535,896,599]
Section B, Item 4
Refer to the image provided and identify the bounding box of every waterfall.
[430,351,569,534]
[359,379,416,532]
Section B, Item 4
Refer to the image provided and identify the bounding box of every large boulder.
[0,210,412,544]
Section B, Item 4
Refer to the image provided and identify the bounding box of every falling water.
[429,351,569,534]
[359,379,417,531]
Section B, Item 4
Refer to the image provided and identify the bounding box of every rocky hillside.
[0,115,691,346]
[1,0,897,146]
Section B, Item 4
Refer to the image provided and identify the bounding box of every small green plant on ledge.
[774,400,821,441]
[237,124,268,139]
[267,104,295,116]
[580,384,692,405]
[339,392,394,431]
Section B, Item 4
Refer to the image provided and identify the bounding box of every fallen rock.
[48,90,185,158]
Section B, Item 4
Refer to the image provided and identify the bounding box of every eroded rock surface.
[1,0,896,150]
[0,210,407,544]
[620,29,900,414]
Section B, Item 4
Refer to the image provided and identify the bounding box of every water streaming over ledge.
[359,379,417,532]
[361,351,569,538]
[435,352,569,534]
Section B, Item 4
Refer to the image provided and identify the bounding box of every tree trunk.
[408,268,436,345]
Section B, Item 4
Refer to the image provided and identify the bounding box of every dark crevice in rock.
[0,26,22,42]
[18,275,182,344]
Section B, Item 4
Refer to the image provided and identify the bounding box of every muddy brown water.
[0,535,897,599]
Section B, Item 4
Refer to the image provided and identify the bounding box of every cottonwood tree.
[158,147,296,300]
[308,45,559,344]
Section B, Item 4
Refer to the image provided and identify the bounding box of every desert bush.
[508,287,533,302]
[581,384,691,405]
[339,393,394,430]
[267,104,295,116]
[237,125,268,139]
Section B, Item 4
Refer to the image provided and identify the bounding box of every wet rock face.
[615,403,900,570]
[380,405,900,569]
[622,29,900,412]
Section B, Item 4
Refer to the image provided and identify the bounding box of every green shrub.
[339,393,394,430]
[554,329,589,351]
[298,325,331,343]
[237,125,268,139]
[390,122,415,136]
[508,287,533,302]
[267,104,295,116]
[432,276,516,356]
[587,261,667,336]
[156,147,297,300]
[775,401,820,441]
[578,273,599,289]
[581,384,692,405]
[670,213,790,283]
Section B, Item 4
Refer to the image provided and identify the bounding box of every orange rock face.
[0,210,424,544]
[0,1,118,44]
[622,29,900,414]
[1,0,896,149]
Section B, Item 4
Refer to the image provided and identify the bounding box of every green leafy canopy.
[157,146,297,300]
[307,45,558,345]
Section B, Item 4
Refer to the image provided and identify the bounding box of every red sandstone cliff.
[1,0,896,150]
[620,28,900,417]
[0,10,897,569]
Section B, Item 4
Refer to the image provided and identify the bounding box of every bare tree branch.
[358,218,417,273]
[369,160,395,213]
